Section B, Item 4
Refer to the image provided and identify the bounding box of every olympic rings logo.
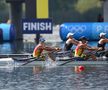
[63,24,108,34]
[96,25,108,32]
[104,25,108,32]
[67,25,86,34]
[96,25,103,32]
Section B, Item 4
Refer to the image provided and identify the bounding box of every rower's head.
[39,38,45,43]
[99,32,106,38]
[66,33,74,39]
[79,36,88,43]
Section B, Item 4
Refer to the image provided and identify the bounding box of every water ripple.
[0,65,108,90]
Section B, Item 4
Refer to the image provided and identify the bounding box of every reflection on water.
[0,42,13,54]
[0,41,36,54]
[0,65,108,90]
[33,66,44,74]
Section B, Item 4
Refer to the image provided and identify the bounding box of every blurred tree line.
[0,0,9,23]
[49,0,103,24]
[0,0,103,24]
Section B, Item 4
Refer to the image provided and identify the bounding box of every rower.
[74,36,97,60]
[64,33,78,51]
[33,37,61,61]
[64,33,79,57]
[97,32,108,57]
[98,32,108,50]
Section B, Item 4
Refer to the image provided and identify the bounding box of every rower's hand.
[55,48,62,52]
[97,47,103,51]
[88,47,98,51]
[91,47,99,51]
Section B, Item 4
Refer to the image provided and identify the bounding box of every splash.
[45,58,57,68]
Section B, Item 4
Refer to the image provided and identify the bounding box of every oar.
[59,57,84,66]
[21,57,43,66]
[13,57,35,62]
[58,57,76,66]
[59,60,72,66]
[21,58,36,66]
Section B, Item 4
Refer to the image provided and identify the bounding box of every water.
[0,41,108,90]
[0,26,108,90]
[0,65,108,90]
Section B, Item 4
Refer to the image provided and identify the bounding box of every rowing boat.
[0,56,108,67]
[0,54,32,58]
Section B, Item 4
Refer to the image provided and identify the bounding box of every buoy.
[78,65,85,71]
[74,65,85,73]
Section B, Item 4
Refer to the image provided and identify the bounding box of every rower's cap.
[39,38,45,42]
[99,32,106,37]
[79,36,88,41]
[66,33,74,38]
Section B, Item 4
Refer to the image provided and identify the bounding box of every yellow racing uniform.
[33,44,43,58]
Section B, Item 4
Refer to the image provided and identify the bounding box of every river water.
[0,65,108,90]
[0,26,108,90]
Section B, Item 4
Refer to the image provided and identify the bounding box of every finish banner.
[22,19,53,34]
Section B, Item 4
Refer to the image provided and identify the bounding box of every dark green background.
[0,0,103,24]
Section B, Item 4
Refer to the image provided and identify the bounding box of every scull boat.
[0,56,108,67]
[0,54,32,58]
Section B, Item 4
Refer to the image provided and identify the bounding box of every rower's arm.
[86,46,98,51]
[104,38,108,43]
[71,39,79,45]
[42,46,61,51]
[42,46,56,51]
